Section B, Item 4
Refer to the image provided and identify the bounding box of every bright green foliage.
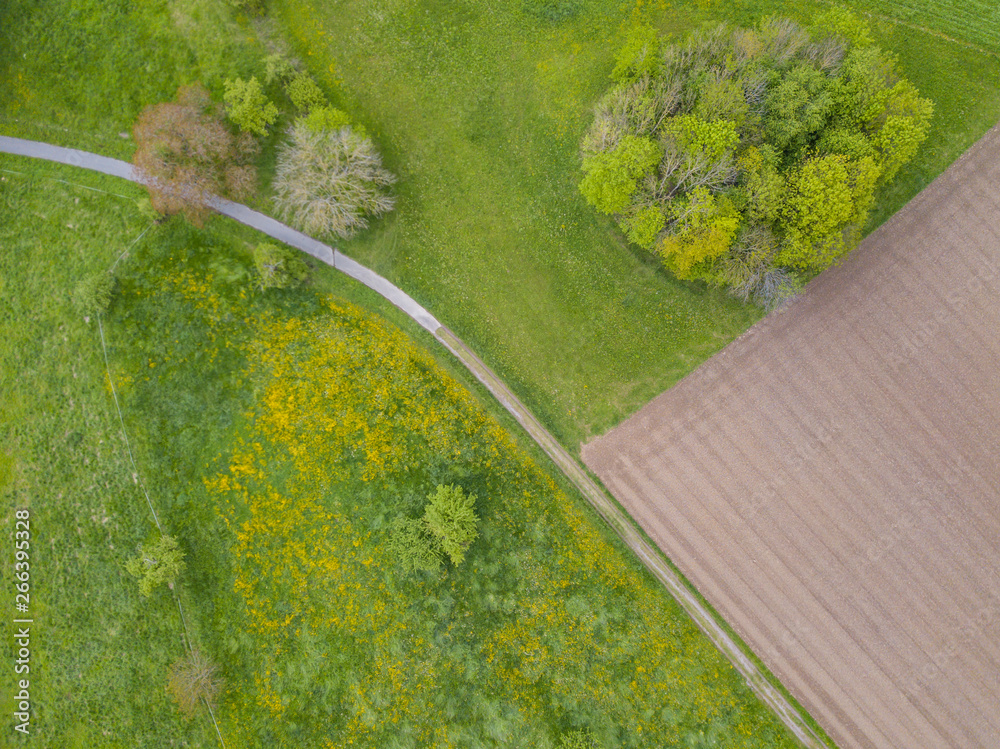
[387,516,442,573]
[299,105,352,134]
[810,7,874,49]
[694,78,750,129]
[286,73,327,112]
[764,63,837,155]
[739,146,785,225]
[659,188,741,279]
[579,134,660,214]
[422,484,479,566]
[611,23,660,82]
[558,730,597,749]
[125,534,186,598]
[581,14,933,303]
[251,242,309,290]
[777,154,880,271]
[622,205,665,247]
[223,76,279,136]
[72,271,116,317]
[663,115,740,161]
[264,53,296,86]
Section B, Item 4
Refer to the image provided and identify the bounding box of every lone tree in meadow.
[251,241,310,290]
[166,649,223,718]
[580,11,932,307]
[272,123,396,239]
[388,484,480,573]
[125,534,186,598]
[133,83,259,226]
[423,484,479,566]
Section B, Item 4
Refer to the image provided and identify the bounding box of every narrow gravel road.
[0,135,826,748]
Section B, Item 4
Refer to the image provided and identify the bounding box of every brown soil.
[583,123,1000,749]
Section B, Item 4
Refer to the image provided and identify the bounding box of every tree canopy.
[580,12,932,307]
[132,84,258,226]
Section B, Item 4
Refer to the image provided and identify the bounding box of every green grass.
[846,0,1000,52]
[0,157,220,746]
[102,222,800,748]
[271,0,1000,448]
[0,0,266,157]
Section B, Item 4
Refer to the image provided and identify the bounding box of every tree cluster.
[580,12,932,307]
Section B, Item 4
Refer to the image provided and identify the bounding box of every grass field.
[0,154,800,747]
[0,159,219,746]
[271,0,1000,447]
[105,228,799,748]
[0,0,266,157]
[847,0,1000,51]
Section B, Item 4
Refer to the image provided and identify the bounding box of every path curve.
[0,135,826,749]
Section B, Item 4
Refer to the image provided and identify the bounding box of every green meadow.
[271,0,1000,446]
[2,0,999,746]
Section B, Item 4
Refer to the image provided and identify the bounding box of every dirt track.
[583,124,1000,749]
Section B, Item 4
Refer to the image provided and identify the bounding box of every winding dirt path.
[0,135,826,747]
[583,122,1000,749]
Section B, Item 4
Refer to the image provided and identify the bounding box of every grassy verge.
[0,156,219,746]
[271,0,1000,449]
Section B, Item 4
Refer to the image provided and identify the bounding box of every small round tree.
[72,271,116,317]
[223,76,279,136]
[422,484,479,566]
[271,123,396,239]
[167,649,223,718]
[251,242,310,290]
[125,534,185,598]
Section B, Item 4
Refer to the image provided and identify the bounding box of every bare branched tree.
[272,124,396,239]
[167,649,223,718]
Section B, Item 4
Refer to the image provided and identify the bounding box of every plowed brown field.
[583,124,1000,749]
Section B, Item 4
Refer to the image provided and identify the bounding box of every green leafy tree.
[251,242,309,290]
[125,534,185,598]
[286,74,327,112]
[387,516,442,573]
[264,53,296,86]
[579,12,931,300]
[777,153,880,270]
[558,731,597,749]
[579,134,660,214]
[659,187,741,279]
[621,205,665,247]
[299,105,352,134]
[764,63,837,155]
[422,484,479,566]
[611,23,660,82]
[224,76,279,136]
